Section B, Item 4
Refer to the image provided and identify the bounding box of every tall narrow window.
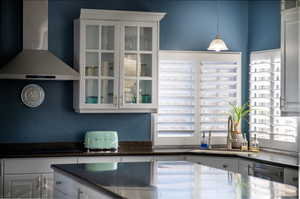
[249,49,298,152]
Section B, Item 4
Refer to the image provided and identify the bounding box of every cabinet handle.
[248,165,253,175]
[55,181,62,185]
[36,176,41,189]
[43,177,47,190]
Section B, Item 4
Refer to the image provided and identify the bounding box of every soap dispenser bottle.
[250,134,259,152]
[200,132,208,149]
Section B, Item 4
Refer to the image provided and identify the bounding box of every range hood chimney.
[0,0,79,80]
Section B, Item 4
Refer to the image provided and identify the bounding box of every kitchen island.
[52,161,298,199]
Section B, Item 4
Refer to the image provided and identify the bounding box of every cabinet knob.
[222,164,228,169]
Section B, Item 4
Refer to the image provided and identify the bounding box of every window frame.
[153,51,242,147]
[249,49,299,152]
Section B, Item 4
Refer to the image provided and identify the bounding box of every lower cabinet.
[185,155,238,172]
[54,171,113,199]
[4,173,54,199]
[284,168,298,187]
[238,160,254,176]
[4,174,44,198]
[2,157,76,199]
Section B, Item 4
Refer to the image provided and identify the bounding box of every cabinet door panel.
[41,174,54,199]
[120,22,158,110]
[4,157,77,174]
[281,10,300,115]
[4,174,41,198]
[81,21,119,110]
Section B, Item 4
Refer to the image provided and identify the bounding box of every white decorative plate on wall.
[21,84,45,108]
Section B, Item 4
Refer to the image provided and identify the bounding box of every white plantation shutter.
[249,49,298,152]
[156,60,198,145]
[199,61,240,134]
[155,51,241,146]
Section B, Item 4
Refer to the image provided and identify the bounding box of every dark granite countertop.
[0,148,297,168]
[0,149,299,168]
[52,161,298,199]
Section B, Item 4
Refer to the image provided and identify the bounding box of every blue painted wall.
[248,0,281,51]
[0,0,278,143]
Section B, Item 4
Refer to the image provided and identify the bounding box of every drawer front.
[77,156,121,163]
[284,168,298,187]
[54,172,78,198]
[4,157,77,174]
[238,160,254,176]
[185,155,238,172]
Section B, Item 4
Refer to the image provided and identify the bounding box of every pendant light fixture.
[208,0,229,52]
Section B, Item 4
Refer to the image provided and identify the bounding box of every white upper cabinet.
[281,7,300,116]
[73,9,165,113]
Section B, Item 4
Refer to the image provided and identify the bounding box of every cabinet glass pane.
[86,25,99,49]
[85,52,99,76]
[101,80,114,104]
[139,80,152,104]
[85,79,98,104]
[125,80,137,104]
[101,53,114,77]
[125,26,137,50]
[124,54,137,76]
[101,26,114,50]
[140,27,152,51]
[139,54,152,77]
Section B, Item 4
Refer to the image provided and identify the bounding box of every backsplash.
[0,0,279,143]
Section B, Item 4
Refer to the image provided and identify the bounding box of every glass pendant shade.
[207,35,228,52]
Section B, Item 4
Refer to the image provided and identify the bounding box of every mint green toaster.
[84,131,118,151]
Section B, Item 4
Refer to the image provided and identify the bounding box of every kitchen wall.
[248,0,281,51]
[0,0,278,143]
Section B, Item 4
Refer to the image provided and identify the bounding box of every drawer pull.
[55,181,62,185]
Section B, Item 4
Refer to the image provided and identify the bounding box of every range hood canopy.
[0,0,79,80]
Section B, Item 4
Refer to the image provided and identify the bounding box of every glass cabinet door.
[122,25,155,106]
[84,24,117,107]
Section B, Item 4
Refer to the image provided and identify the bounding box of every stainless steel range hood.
[0,0,79,80]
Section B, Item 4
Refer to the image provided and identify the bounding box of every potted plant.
[229,103,251,149]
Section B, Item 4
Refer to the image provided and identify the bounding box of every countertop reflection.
[52,161,298,199]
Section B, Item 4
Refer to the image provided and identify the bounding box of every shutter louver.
[199,61,240,133]
[158,60,196,137]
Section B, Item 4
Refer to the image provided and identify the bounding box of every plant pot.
[231,132,244,149]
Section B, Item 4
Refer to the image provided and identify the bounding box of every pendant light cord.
[217,0,220,36]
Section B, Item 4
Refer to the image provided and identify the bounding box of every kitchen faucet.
[227,115,233,150]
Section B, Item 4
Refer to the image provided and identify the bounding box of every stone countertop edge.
[52,166,125,199]
[0,149,298,168]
